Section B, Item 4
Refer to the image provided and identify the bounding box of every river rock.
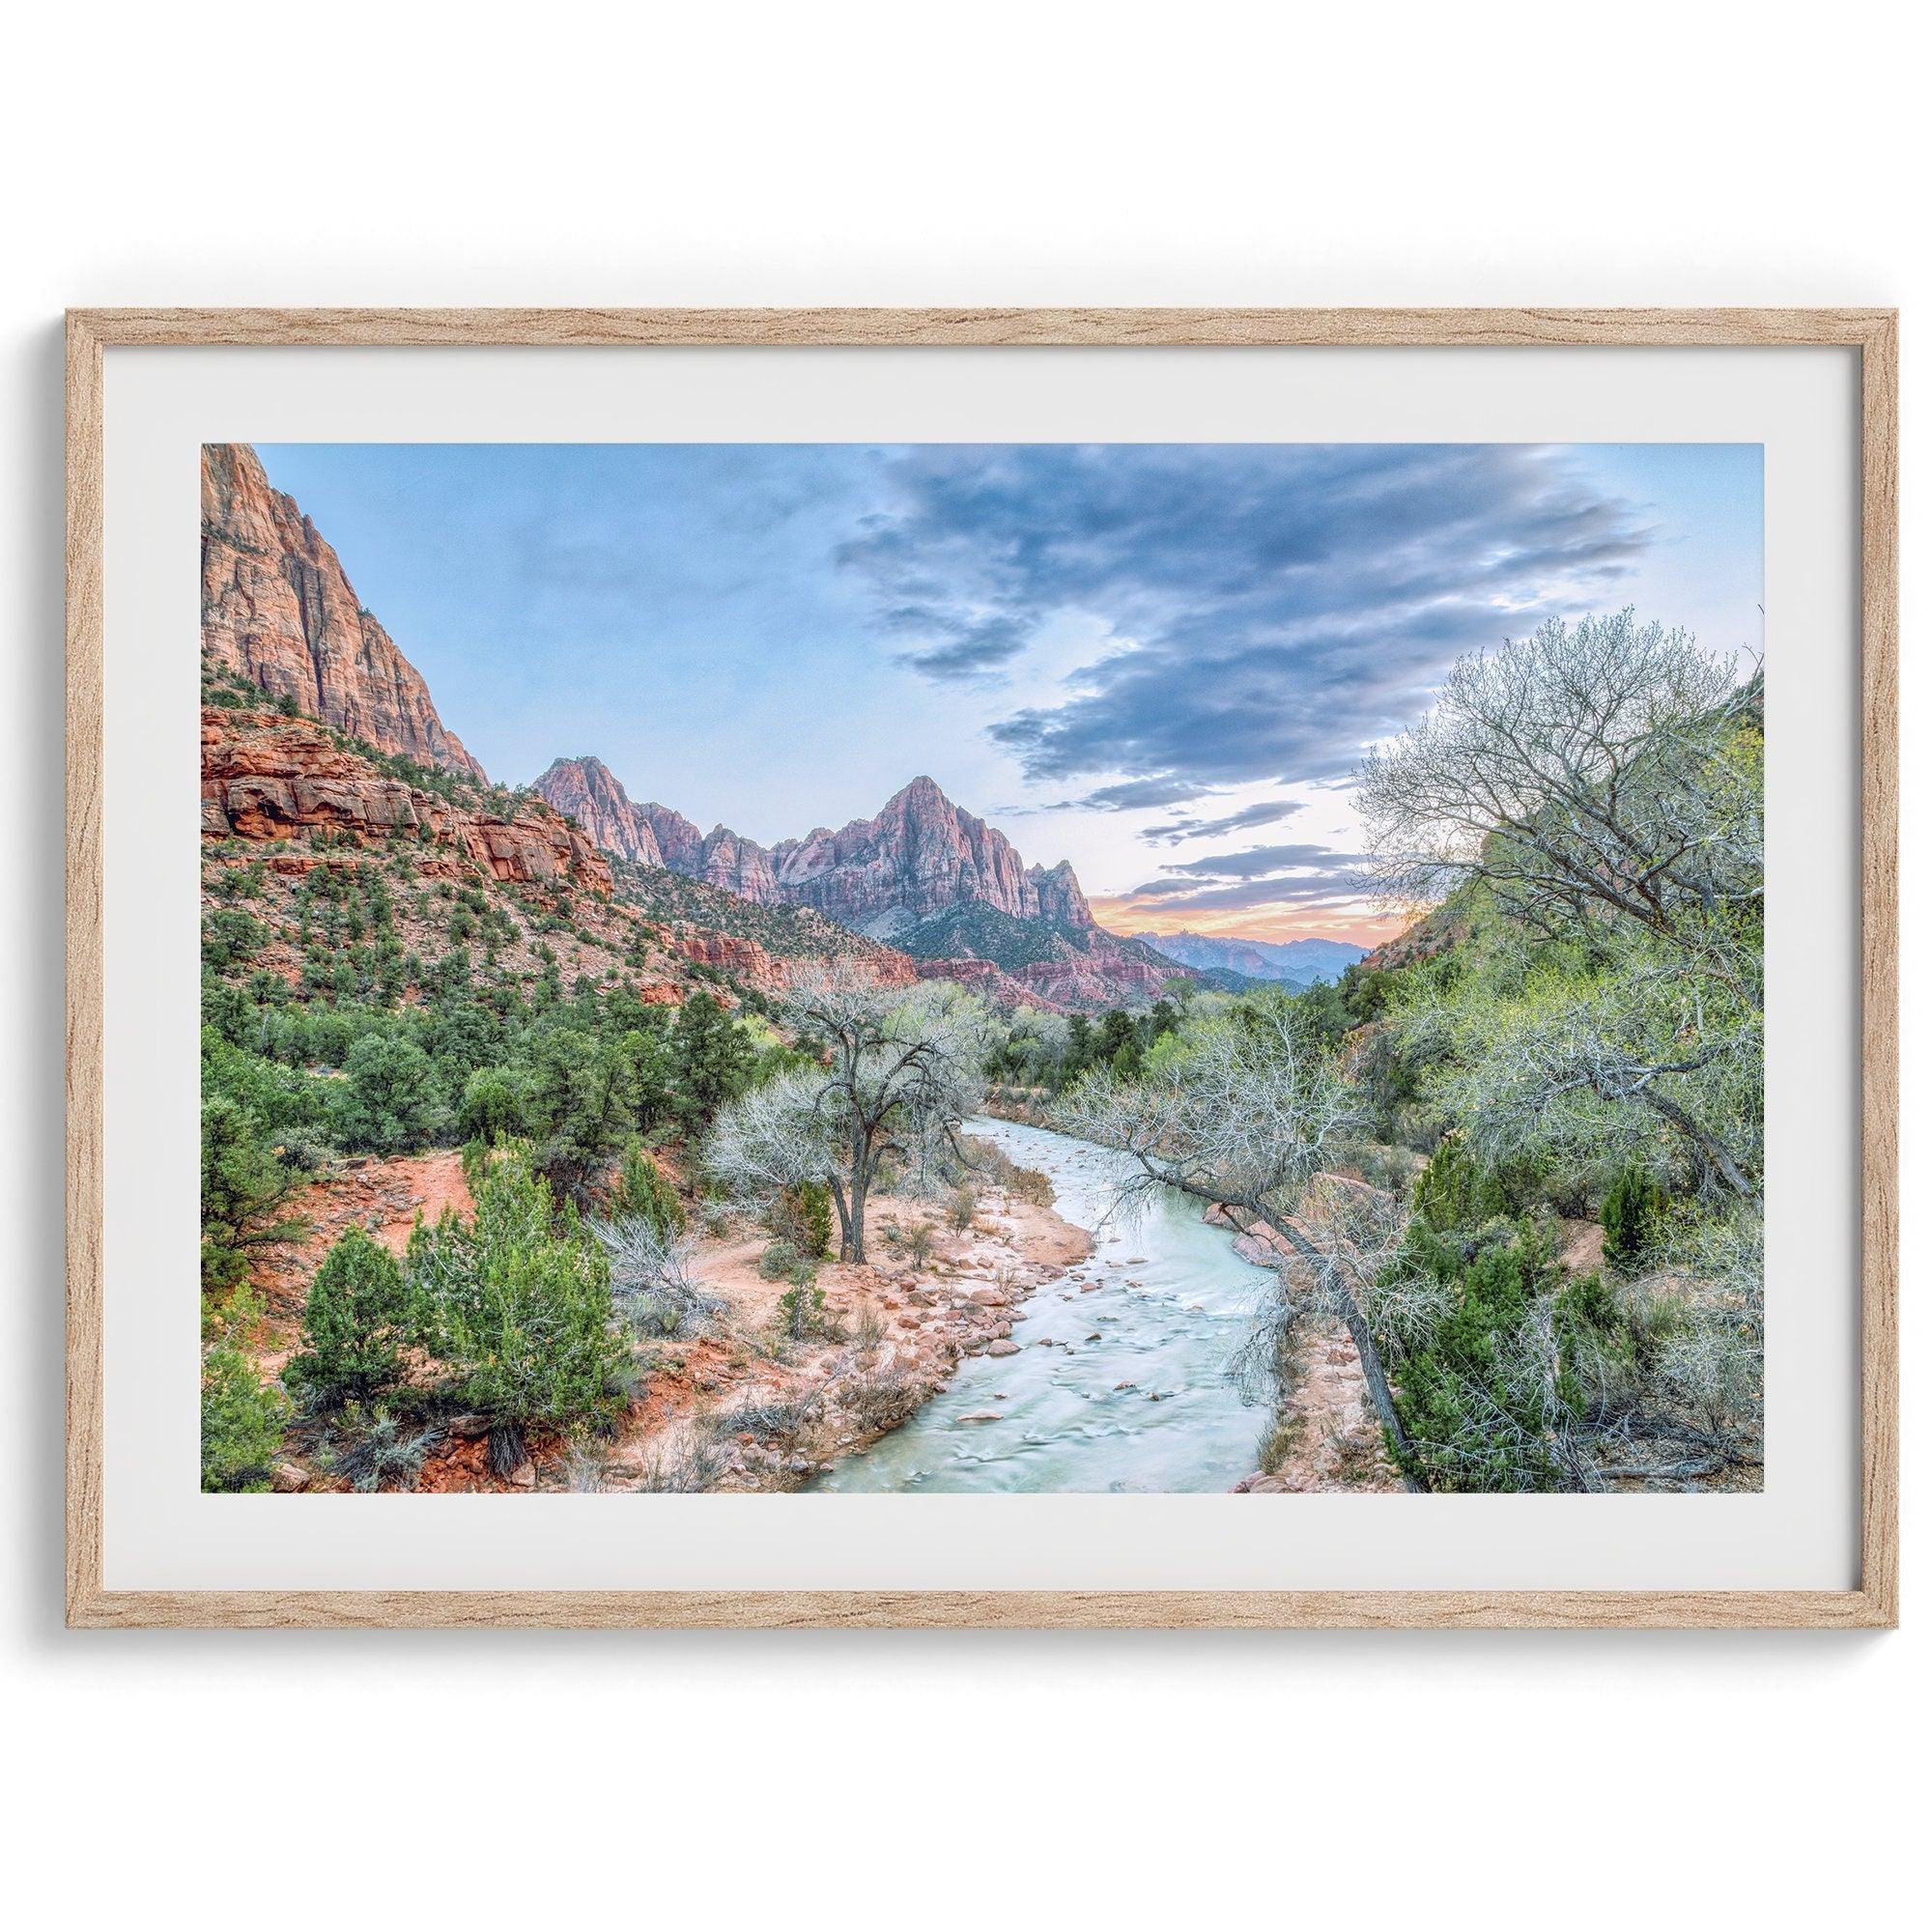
[986,1340,1021,1357]
[958,1411,1003,1424]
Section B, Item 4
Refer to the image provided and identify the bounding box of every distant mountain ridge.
[1131,929,1367,986]
[535,756,1179,1009]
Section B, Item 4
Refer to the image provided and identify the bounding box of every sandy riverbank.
[592,1183,1094,1491]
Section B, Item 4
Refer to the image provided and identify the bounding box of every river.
[815,1117,1277,1492]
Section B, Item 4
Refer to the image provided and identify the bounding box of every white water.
[816,1117,1275,1492]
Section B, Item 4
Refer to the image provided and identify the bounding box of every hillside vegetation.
[1026,611,1764,1492]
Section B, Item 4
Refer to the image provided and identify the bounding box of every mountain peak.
[532,754,667,867]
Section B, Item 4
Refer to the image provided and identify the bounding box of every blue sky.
[254,441,1763,942]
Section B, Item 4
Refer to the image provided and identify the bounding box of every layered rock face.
[202,443,485,779]
[530,757,771,896]
[771,777,1082,939]
[1026,858,1096,934]
[203,709,611,892]
[640,802,706,875]
[697,824,781,902]
[533,760,1172,1005]
[533,755,667,866]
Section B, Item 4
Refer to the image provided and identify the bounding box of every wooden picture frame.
[65,307,1899,1630]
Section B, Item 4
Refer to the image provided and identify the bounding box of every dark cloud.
[882,609,1030,681]
[1140,799,1303,846]
[1119,874,1366,913]
[1112,837,1369,919]
[838,443,1656,788]
[1151,841,1359,881]
[1075,776,1213,811]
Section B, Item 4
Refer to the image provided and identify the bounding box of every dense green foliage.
[1602,1159,1667,1275]
[285,1226,409,1408]
[200,1290,289,1492]
[407,1151,628,1469]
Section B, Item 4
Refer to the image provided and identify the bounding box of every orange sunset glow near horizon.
[1089,896,1416,949]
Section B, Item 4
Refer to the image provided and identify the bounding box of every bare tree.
[1057,999,1423,1485]
[594,1214,721,1340]
[1360,610,1764,1202]
[705,965,988,1264]
[1360,609,1762,1003]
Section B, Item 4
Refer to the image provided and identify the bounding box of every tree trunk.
[846,1140,872,1265]
[1127,1151,1427,1492]
[1249,1208,1422,1492]
[825,1173,855,1264]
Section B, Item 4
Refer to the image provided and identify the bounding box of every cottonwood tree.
[1057,999,1423,1487]
[1361,609,1761,992]
[705,966,987,1264]
[1359,610,1764,1201]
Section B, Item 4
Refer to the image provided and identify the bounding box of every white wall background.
[2,4,1920,1922]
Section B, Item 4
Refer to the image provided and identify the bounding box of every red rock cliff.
[203,709,610,892]
[534,755,667,866]
[202,443,486,780]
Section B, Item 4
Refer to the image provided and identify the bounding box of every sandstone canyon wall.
[202,443,486,780]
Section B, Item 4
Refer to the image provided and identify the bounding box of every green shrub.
[768,1180,832,1260]
[201,907,268,973]
[332,1033,445,1153]
[1383,1221,1563,1492]
[200,1290,288,1492]
[458,1065,528,1146]
[612,1140,686,1236]
[757,1238,803,1281]
[1602,1159,1667,1275]
[777,1269,829,1340]
[285,1226,409,1409]
[1410,1132,1507,1234]
[407,1151,626,1473]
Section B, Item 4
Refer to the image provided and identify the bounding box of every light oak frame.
[65,308,1899,1630]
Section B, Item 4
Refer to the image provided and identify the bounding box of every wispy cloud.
[1140,798,1304,846]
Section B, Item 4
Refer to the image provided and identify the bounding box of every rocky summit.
[202,444,486,779]
[533,762,1179,1009]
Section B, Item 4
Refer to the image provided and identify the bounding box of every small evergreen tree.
[612,1139,686,1237]
[408,1151,626,1474]
[670,992,754,1131]
[526,1025,639,1205]
[332,1033,445,1153]
[1411,1132,1507,1234]
[769,1179,833,1260]
[285,1225,409,1408]
[458,1065,528,1146]
[200,1093,303,1294]
[1602,1159,1667,1275]
[200,1290,289,1492]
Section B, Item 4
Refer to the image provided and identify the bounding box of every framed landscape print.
[65,308,1897,1627]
